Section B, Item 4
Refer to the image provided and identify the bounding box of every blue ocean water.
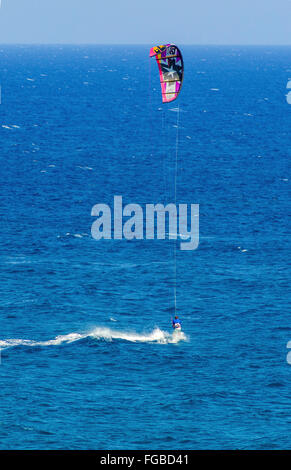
[0,45,290,450]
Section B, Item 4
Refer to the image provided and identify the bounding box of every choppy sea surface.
[0,45,290,449]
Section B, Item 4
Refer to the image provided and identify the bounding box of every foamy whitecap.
[89,327,187,344]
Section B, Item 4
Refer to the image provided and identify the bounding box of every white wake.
[0,327,187,350]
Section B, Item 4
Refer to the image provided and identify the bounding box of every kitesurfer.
[172,315,181,330]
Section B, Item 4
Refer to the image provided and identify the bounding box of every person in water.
[172,316,182,330]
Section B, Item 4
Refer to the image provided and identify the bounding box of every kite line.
[149,43,184,317]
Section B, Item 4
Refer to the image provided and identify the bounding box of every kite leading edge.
[149,43,184,103]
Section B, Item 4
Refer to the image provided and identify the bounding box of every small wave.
[0,327,187,350]
[57,233,89,239]
[237,246,248,253]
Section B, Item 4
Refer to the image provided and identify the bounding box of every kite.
[149,44,184,103]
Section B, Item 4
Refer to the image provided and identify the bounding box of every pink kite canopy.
[149,44,184,103]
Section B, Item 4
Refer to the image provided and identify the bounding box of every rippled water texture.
[0,45,290,449]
